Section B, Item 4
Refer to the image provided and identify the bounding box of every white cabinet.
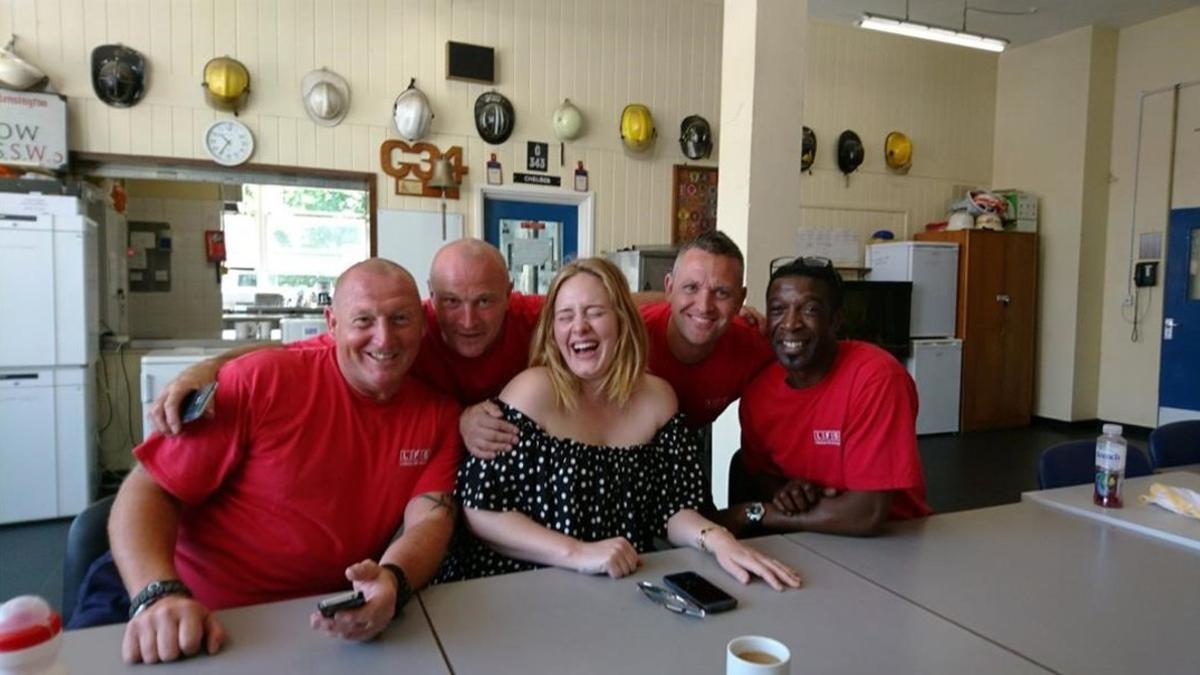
[0,368,94,524]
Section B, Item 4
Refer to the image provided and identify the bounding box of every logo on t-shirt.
[812,430,841,446]
[396,448,432,466]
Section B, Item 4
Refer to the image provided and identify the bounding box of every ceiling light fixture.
[857,1,1031,53]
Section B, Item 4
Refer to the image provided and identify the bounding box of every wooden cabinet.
[915,230,1037,431]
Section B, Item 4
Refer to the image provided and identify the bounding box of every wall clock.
[203,119,255,166]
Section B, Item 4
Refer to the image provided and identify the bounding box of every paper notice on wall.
[129,231,156,250]
[795,228,863,267]
[128,249,147,270]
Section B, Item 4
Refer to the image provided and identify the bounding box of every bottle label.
[1095,467,1122,498]
[1095,442,1124,471]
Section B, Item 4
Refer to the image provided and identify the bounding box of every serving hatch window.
[221,184,369,310]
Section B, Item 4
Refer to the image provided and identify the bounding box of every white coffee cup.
[726,635,790,675]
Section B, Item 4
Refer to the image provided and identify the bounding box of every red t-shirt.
[291,292,544,405]
[739,340,931,520]
[410,292,545,405]
[134,345,462,610]
[641,302,775,427]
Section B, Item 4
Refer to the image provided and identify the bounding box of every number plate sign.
[527,141,549,172]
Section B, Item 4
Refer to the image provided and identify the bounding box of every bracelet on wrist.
[128,579,192,619]
[380,563,413,620]
[696,525,728,553]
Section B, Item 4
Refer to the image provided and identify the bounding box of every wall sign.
[671,165,718,244]
[379,140,468,197]
[527,141,549,172]
[0,91,68,171]
[514,172,561,187]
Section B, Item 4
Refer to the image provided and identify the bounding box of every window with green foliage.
[221,184,369,309]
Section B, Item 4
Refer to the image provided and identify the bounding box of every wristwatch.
[745,502,766,524]
[381,563,414,619]
[129,579,192,619]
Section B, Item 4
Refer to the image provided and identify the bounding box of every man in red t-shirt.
[715,259,931,537]
[101,260,462,664]
[147,239,542,436]
[640,231,775,428]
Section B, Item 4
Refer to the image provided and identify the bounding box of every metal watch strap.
[128,579,192,619]
[380,563,413,619]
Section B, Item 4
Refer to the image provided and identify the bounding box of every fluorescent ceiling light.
[858,13,1007,53]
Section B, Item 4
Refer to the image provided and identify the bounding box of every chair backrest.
[1037,439,1154,490]
[61,495,116,623]
[1149,420,1200,469]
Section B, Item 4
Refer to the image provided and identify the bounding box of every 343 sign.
[527,141,548,172]
[379,140,469,198]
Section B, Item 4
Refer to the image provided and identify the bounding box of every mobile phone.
[662,571,737,614]
[317,590,365,618]
[179,383,218,425]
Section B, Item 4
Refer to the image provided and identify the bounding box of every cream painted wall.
[0,0,725,256]
[991,25,1115,422]
[1098,5,1200,427]
[0,1,997,271]
[800,21,997,246]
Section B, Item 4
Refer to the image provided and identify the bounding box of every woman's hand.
[707,530,803,591]
[566,537,641,578]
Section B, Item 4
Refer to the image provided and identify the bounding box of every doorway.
[476,184,595,295]
[1159,208,1200,423]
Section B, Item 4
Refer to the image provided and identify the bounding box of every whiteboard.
[376,209,463,299]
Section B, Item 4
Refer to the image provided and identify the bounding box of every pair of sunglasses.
[769,256,834,274]
[637,581,706,618]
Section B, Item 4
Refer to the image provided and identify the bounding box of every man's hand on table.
[309,560,399,642]
[771,479,839,516]
[122,595,225,664]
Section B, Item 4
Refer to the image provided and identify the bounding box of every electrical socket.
[1122,294,1135,308]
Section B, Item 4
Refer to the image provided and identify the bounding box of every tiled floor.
[0,420,1137,615]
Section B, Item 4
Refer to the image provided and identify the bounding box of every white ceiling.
[809,0,1200,47]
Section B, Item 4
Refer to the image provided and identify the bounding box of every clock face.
[203,119,255,166]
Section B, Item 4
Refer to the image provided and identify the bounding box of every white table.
[1022,471,1200,552]
[62,594,449,674]
[420,536,1049,675]
[787,502,1200,675]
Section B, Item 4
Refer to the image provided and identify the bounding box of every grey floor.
[0,420,1135,615]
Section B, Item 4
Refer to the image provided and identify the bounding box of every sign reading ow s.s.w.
[0,91,68,171]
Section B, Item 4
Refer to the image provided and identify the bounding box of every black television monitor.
[838,280,912,360]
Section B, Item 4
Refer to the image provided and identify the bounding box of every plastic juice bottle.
[1093,423,1128,508]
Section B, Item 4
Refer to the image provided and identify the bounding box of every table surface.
[788,501,1200,675]
[61,594,449,674]
[1022,470,1200,551]
[419,536,1049,675]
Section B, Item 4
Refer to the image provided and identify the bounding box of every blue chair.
[1037,440,1154,490]
[1148,420,1200,469]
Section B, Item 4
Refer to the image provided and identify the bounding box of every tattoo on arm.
[419,492,457,515]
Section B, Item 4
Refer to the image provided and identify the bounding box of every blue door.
[484,198,578,295]
[1159,208,1200,418]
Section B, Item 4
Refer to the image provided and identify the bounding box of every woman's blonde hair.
[529,257,648,411]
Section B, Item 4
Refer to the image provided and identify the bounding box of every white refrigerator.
[867,241,962,434]
[907,339,962,435]
[0,193,98,523]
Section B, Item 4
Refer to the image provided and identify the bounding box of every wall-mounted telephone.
[205,230,227,263]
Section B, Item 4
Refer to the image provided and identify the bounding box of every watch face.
[203,119,255,166]
[746,502,765,522]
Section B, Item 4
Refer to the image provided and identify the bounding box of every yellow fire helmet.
[620,103,656,152]
[202,56,250,113]
[885,131,913,170]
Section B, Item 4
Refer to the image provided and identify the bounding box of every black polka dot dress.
[435,400,706,582]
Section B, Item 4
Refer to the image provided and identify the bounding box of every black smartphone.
[317,590,365,618]
[662,571,737,614]
[179,383,218,425]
